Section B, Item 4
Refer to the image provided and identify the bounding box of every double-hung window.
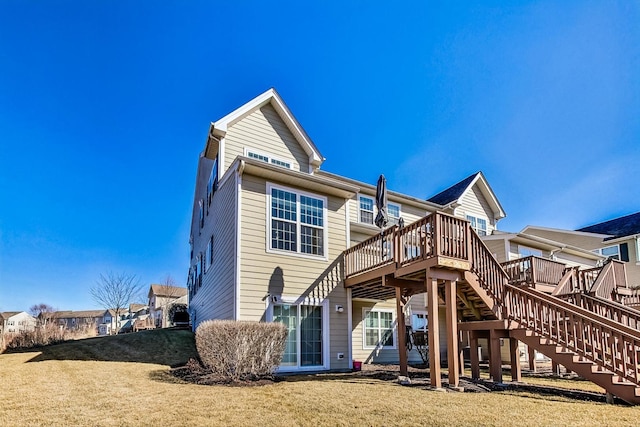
[206,156,219,210]
[466,215,488,236]
[593,245,620,260]
[388,203,401,225]
[205,235,213,272]
[359,196,374,224]
[269,185,326,257]
[363,309,395,348]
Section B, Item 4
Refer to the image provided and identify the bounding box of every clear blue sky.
[1,1,638,312]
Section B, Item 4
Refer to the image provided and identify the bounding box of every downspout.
[234,160,245,320]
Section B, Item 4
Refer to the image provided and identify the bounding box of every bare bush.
[2,322,96,352]
[195,320,287,381]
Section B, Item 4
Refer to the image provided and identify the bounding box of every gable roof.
[577,212,640,240]
[52,310,106,319]
[1,311,22,319]
[148,284,188,298]
[427,171,506,220]
[205,88,324,168]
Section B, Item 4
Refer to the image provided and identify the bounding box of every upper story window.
[246,149,292,169]
[388,203,401,226]
[359,196,374,224]
[206,156,219,211]
[206,235,213,271]
[593,245,620,260]
[519,245,542,258]
[466,215,487,236]
[269,184,326,258]
[199,199,204,229]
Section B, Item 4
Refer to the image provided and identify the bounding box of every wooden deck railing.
[504,285,640,385]
[501,256,566,286]
[591,259,628,300]
[344,226,397,277]
[345,212,470,278]
[557,292,640,331]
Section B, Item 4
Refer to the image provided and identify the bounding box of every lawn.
[1,329,639,426]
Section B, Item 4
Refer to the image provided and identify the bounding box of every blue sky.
[1,1,638,312]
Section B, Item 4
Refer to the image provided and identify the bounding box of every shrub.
[195,320,287,381]
[2,323,96,352]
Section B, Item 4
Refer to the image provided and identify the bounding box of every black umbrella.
[374,174,388,229]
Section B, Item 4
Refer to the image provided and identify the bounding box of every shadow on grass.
[10,328,197,367]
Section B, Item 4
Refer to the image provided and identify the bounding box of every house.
[186,89,506,372]
[148,285,188,328]
[523,212,640,292]
[51,310,107,334]
[0,312,36,335]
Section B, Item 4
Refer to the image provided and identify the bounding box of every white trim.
[219,136,226,179]
[267,296,330,372]
[466,213,488,236]
[504,238,511,261]
[234,170,242,320]
[636,237,640,263]
[361,307,397,350]
[388,202,401,225]
[521,225,612,239]
[266,182,329,261]
[457,173,506,220]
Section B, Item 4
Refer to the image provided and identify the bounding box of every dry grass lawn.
[1,329,639,426]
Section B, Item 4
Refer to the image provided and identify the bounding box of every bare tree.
[90,272,142,335]
[29,303,56,326]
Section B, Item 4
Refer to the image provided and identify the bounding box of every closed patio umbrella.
[374,174,388,229]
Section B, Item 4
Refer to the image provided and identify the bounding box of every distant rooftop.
[577,212,640,240]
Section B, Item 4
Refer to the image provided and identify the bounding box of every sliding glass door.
[273,303,324,369]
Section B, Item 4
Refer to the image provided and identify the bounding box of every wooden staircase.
[343,211,640,404]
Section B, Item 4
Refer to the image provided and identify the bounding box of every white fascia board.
[458,173,506,220]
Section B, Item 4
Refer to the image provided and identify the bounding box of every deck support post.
[552,360,560,375]
[395,286,408,377]
[510,337,521,382]
[445,279,459,387]
[527,345,536,372]
[489,329,503,383]
[427,275,441,388]
[459,331,465,377]
[470,331,480,379]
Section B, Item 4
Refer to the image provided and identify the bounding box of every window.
[206,156,219,210]
[207,235,214,268]
[466,215,487,236]
[593,245,620,260]
[269,185,326,257]
[636,238,640,263]
[359,196,374,224]
[199,253,205,286]
[518,245,542,258]
[363,309,395,348]
[199,199,204,229]
[246,149,292,169]
[272,302,325,369]
[388,203,401,225]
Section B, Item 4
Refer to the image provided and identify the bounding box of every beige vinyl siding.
[524,229,604,250]
[484,239,507,262]
[237,173,350,370]
[223,104,310,173]
[190,169,237,329]
[457,184,497,234]
[554,252,599,269]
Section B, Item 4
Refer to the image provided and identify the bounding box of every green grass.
[1,329,639,426]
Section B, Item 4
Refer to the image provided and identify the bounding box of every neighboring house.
[524,211,640,288]
[51,310,107,333]
[186,88,507,372]
[0,312,36,335]
[148,285,188,328]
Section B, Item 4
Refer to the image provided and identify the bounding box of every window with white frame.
[269,185,326,257]
[246,149,292,169]
[636,238,640,263]
[388,203,401,225]
[363,309,395,348]
[206,156,219,211]
[359,196,374,224]
[593,245,620,260]
[466,215,488,236]
[199,199,204,229]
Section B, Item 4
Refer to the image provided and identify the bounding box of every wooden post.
[552,360,560,375]
[527,345,536,372]
[445,280,459,387]
[510,338,522,382]
[427,275,441,388]
[459,331,465,377]
[489,329,503,383]
[396,286,408,377]
[470,331,480,379]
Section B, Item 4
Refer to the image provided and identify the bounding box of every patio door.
[272,303,324,370]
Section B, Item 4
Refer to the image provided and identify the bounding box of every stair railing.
[504,284,640,385]
[557,292,640,330]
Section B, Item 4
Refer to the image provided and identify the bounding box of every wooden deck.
[343,212,640,404]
